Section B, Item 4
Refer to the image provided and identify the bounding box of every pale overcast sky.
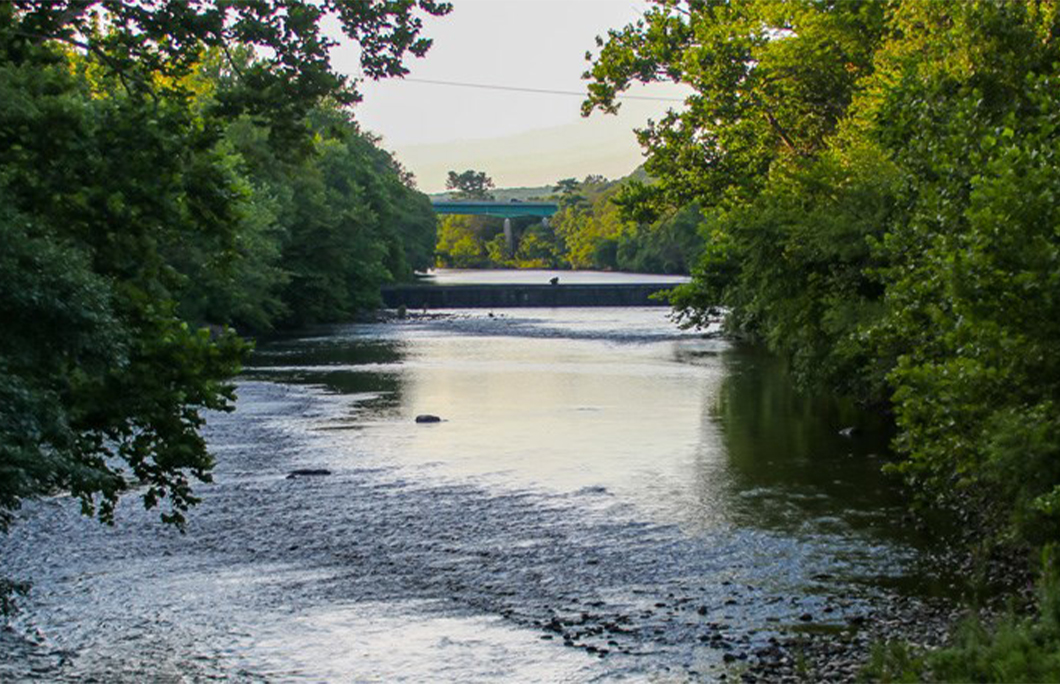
[329,0,687,193]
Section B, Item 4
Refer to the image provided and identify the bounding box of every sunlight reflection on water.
[0,304,947,682]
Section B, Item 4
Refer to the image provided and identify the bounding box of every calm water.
[1,289,949,681]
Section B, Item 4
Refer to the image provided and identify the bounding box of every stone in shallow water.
[415,414,442,423]
[287,468,332,479]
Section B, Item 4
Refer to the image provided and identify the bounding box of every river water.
[1,272,949,682]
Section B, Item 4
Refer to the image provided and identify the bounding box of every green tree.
[0,0,448,533]
[859,1,1060,544]
[446,169,495,200]
[553,177,580,196]
[9,1,451,127]
[435,215,488,268]
[591,0,1060,557]
[583,0,885,218]
[0,37,248,528]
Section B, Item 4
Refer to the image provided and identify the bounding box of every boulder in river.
[287,468,332,479]
[415,414,442,423]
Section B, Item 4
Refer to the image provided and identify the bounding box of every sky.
[328,0,688,193]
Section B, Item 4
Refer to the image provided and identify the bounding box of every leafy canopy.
[583,0,884,217]
[586,0,1060,558]
[9,1,451,98]
[0,0,445,532]
[446,169,496,201]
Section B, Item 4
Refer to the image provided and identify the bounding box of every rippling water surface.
[1,302,946,682]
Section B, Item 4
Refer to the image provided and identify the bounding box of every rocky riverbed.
[1,309,968,681]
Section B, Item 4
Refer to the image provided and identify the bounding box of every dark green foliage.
[445,169,495,200]
[0,577,29,616]
[0,0,442,539]
[859,2,1060,546]
[590,0,1060,554]
[0,36,248,529]
[614,201,705,275]
[0,201,122,531]
[9,1,451,123]
[223,113,436,328]
[589,0,1060,663]
[672,147,900,398]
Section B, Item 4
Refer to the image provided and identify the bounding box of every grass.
[863,547,1060,682]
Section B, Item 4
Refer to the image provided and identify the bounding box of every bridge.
[431,200,558,218]
[432,200,559,254]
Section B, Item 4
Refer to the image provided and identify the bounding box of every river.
[0,271,951,682]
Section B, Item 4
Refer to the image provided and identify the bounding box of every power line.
[399,77,685,102]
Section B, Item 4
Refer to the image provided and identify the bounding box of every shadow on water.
[712,345,896,527]
[244,326,406,412]
[701,344,961,598]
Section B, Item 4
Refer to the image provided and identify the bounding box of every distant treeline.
[435,172,705,274]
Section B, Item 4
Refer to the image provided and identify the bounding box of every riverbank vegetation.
[0,1,445,545]
[586,0,1060,678]
[435,170,705,273]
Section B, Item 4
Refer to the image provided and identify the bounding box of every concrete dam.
[380,282,677,308]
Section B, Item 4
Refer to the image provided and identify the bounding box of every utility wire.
[400,77,685,102]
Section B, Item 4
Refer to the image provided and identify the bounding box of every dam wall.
[380,283,675,308]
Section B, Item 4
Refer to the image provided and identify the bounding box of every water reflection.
[247,327,406,414]
[242,310,950,599]
[1,307,953,682]
[246,312,917,551]
[710,346,903,537]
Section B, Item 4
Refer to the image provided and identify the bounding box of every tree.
[584,0,888,373]
[435,216,488,268]
[7,1,451,106]
[589,0,1060,553]
[446,169,495,200]
[553,177,580,195]
[583,0,885,218]
[0,0,448,533]
[860,2,1060,545]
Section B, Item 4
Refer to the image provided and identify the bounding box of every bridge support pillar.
[503,217,513,256]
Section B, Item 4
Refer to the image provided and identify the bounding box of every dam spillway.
[380,283,677,308]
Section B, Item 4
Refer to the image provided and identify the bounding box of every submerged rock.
[415,414,442,423]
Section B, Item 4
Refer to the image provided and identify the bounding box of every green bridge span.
[431,200,558,218]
